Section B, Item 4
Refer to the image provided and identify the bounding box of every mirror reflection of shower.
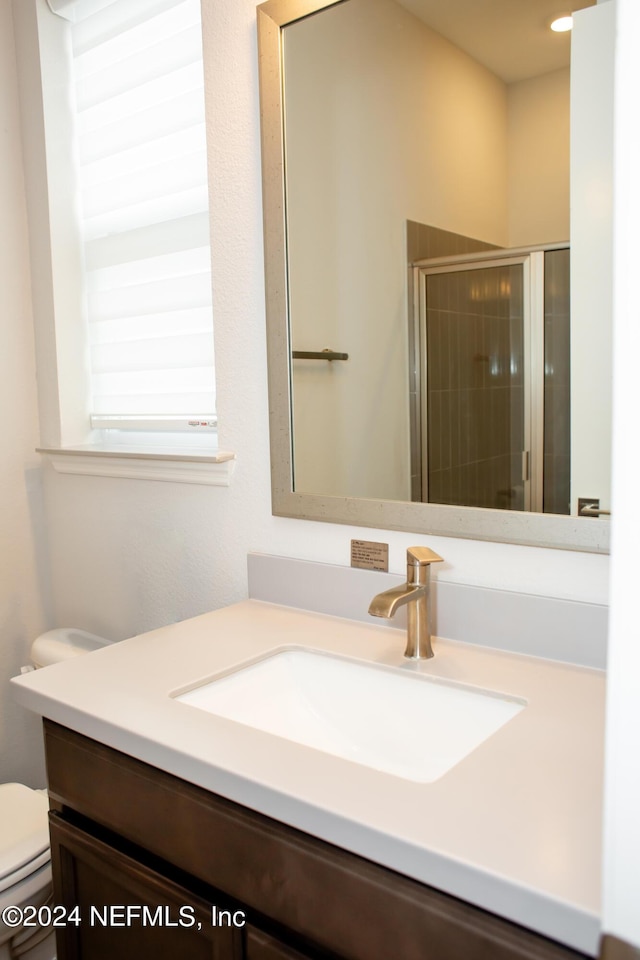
[411,233,569,514]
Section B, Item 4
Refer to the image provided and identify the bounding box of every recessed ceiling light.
[550,14,574,32]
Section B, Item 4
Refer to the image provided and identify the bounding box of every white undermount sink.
[174,649,525,783]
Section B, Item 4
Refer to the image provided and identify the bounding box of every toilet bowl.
[0,785,52,960]
[1,629,110,960]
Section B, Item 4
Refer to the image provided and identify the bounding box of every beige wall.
[0,0,49,786]
[507,68,570,247]
[285,0,509,501]
[285,0,572,501]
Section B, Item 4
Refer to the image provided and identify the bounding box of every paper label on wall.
[350,540,389,572]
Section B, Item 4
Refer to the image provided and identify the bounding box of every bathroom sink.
[174,649,525,783]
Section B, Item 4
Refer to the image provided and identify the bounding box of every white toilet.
[0,629,109,960]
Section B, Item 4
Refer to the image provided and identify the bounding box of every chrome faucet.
[368,546,443,659]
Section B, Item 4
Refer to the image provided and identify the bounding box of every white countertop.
[11,600,604,955]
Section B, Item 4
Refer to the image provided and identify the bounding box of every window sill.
[36,444,236,486]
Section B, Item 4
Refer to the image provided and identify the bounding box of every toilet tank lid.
[0,784,49,882]
[31,628,110,668]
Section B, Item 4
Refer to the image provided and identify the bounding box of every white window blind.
[68,0,215,431]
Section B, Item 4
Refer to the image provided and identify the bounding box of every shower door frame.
[411,244,567,514]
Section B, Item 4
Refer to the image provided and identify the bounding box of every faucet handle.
[407,546,444,566]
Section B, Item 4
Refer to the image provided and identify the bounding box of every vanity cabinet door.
[49,814,243,960]
[245,927,322,960]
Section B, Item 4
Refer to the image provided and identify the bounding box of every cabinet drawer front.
[44,721,588,960]
[49,814,242,960]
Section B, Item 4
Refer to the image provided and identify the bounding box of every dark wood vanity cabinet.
[43,721,590,960]
[49,815,240,959]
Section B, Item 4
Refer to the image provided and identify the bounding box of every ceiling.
[397,0,597,83]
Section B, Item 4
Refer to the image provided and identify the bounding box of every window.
[32,0,229,479]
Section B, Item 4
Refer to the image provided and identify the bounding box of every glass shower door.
[419,257,532,512]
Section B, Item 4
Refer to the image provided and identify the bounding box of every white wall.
[602,0,640,948]
[0,0,50,786]
[10,0,640,940]
[25,0,607,665]
[570,4,614,517]
[6,0,629,929]
[5,0,609,774]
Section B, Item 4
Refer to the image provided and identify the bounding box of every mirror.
[257,0,612,552]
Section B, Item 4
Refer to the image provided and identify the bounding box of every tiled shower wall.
[408,224,571,514]
[406,221,497,262]
[543,248,571,515]
[425,264,525,510]
[407,222,497,501]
